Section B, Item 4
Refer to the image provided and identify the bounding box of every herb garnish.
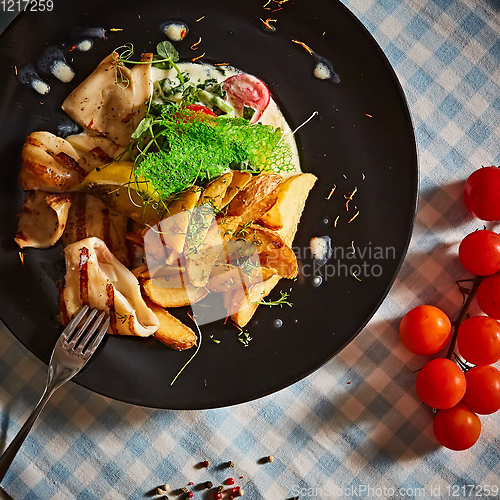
[114,41,185,87]
[129,104,294,200]
[234,324,253,347]
[255,290,293,307]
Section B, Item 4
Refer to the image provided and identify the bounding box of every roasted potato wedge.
[145,298,197,351]
[207,263,277,293]
[199,171,233,209]
[257,201,283,231]
[275,173,317,246]
[239,225,297,279]
[220,171,252,207]
[142,276,208,307]
[207,265,242,293]
[185,216,242,288]
[131,265,148,278]
[227,275,282,327]
[140,264,184,287]
[226,173,282,223]
[160,188,202,253]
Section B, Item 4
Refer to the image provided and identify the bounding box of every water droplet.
[323,218,329,224]
[312,276,323,287]
[274,319,283,328]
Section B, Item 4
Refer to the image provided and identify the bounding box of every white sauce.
[77,39,93,52]
[314,62,331,80]
[310,236,332,262]
[151,63,301,175]
[163,22,187,41]
[31,79,50,95]
[51,60,75,83]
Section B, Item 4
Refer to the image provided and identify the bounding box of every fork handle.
[0,387,55,483]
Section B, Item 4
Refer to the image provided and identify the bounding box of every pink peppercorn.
[215,494,222,500]
[226,478,235,485]
[188,492,193,498]
[232,486,241,493]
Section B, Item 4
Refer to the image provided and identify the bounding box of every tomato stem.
[446,275,484,359]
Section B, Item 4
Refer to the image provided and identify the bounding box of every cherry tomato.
[477,274,500,320]
[185,104,217,117]
[399,305,452,356]
[462,365,500,415]
[464,166,500,221]
[457,316,500,365]
[433,403,481,451]
[222,74,270,124]
[416,358,466,409]
[458,230,500,276]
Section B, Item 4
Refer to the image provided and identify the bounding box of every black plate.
[0,0,417,409]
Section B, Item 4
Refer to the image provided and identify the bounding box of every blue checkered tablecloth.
[2,1,500,498]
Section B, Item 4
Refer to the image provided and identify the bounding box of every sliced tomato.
[185,104,217,117]
[222,74,270,124]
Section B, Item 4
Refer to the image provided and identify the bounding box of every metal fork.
[0,306,109,482]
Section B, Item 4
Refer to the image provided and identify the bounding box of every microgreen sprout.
[255,290,293,307]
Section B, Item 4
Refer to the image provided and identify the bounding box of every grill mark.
[106,283,119,335]
[128,315,135,335]
[59,282,70,326]
[75,194,87,241]
[14,232,28,242]
[121,112,135,123]
[79,247,90,305]
[90,147,113,163]
[101,208,111,250]
[45,193,73,207]
[55,152,87,177]
[18,160,64,190]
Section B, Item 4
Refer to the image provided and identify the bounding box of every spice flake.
[344,186,357,211]
[261,18,277,31]
[190,37,202,50]
[348,210,360,223]
[292,39,314,55]
[196,16,205,22]
[326,184,336,200]
[191,52,205,62]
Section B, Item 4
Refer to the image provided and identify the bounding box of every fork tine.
[61,305,89,341]
[66,308,98,349]
[83,316,110,358]
[77,310,108,353]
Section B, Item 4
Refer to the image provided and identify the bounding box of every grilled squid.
[60,237,159,337]
[18,131,85,192]
[61,193,130,267]
[15,191,73,249]
[65,132,126,174]
[61,52,153,147]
